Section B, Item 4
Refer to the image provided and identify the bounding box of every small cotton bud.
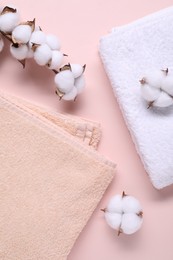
[140,68,173,108]
[48,50,63,70]
[102,193,143,235]
[0,37,4,52]
[107,194,123,213]
[46,34,61,50]
[0,7,20,33]
[142,69,165,88]
[153,92,173,107]
[54,70,74,94]
[122,195,142,214]
[141,84,160,102]
[29,30,46,47]
[34,43,52,66]
[105,212,122,230]
[10,43,28,60]
[12,24,32,44]
[71,64,84,78]
[121,213,143,235]
[62,86,77,101]
[74,74,85,94]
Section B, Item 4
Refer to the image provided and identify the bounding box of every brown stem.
[147,101,154,109]
[139,78,146,85]
[137,211,143,217]
[0,31,12,42]
[117,228,123,236]
[161,68,168,75]
[122,191,127,197]
[83,64,86,72]
[52,69,59,74]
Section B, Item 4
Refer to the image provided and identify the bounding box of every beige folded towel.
[0,92,115,260]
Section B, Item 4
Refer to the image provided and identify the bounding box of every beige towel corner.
[0,93,115,260]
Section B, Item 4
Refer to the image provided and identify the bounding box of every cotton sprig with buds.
[101,192,143,235]
[54,63,86,101]
[0,5,86,101]
[140,68,173,108]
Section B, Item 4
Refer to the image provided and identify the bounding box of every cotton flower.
[47,50,63,69]
[12,25,31,44]
[33,43,52,66]
[29,30,46,47]
[0,6,20,33]
[70,63,84,78]
[62,86,77,101]
[102,192,143,235]
[140,68,173,108]
[72,64,85,94]
[141,83,160,102]
[54,69,74,94]
[141,69,165,88]
[0,36,4,52]
[74,74,85,94]
[46,34,61,50]
[10,43,29,60]
[54,63,85,100]
[12,19,35,44]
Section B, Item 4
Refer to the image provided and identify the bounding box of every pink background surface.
[1,0,173,259]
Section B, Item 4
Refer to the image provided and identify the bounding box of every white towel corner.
[99,6,173,189]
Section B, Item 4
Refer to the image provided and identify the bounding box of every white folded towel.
[99,7,173,189]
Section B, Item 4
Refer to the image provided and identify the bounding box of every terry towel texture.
[0,92,115,260]
[99,6,173,189]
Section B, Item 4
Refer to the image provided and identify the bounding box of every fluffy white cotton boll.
[161,75,173,96]
[141,84,160,102]
[48,50,63,69]
[29,30,46,47]
[71,64,84,78]
[153,92,173,107]
[62,86,77,101]
[102,193,143,235]
[0,37,4,52]
[46,34,61,50]
[105,212,122,230]
[143,69,165,88]
[34,44,52,66]
[54,70,74,93]
[0,9,20,33]
[75,74,85,94]
[122,196,142,214]
[10,44,28,60]
[140,68,173,108]
[12,25,32,44]
[121,213,143,235]
[107,194,123,213]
